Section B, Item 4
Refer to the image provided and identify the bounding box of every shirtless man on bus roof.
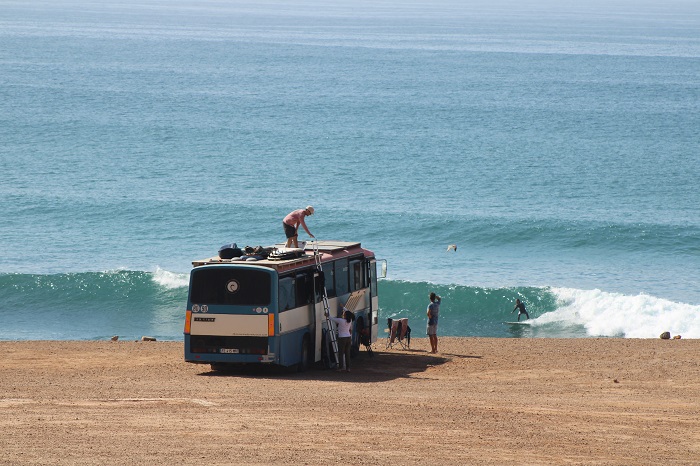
[283,206,315,248]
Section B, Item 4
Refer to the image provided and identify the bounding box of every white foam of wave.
[151,267,189,289]
[537,288,700,338]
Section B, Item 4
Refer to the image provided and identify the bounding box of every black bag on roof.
[219,243,243,259]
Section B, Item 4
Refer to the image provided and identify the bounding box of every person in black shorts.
[512,298,529,321]
[282,206,315,248]
[426,292,441,353]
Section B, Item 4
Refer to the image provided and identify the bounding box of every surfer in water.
[511,299,530,321]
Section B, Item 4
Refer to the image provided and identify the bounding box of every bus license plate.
[220,348,239,354]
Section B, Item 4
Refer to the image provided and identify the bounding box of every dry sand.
[1,337,699,465]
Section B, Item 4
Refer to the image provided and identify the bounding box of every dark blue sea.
[1,0,699,340]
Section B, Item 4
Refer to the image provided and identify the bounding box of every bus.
[184,240,382,371]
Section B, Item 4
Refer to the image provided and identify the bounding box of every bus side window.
[295,272,312,306]
[279,276,295,311]
[362,259,368,289]
[349,259,362,292]
[314,272,323,303]
[335,258,349,296]
[322,262,335,298]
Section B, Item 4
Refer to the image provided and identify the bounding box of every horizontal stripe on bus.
[190,314,268,337]
[279,305,314,335]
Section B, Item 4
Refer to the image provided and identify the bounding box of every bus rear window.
[190,268,271,306]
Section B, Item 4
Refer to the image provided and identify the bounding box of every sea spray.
[152,267,190,289]
[544,288,700,339]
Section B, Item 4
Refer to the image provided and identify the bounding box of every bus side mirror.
[379,260,387,279]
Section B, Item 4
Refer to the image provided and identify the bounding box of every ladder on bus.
[313,241,339,369]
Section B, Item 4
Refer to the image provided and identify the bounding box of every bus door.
[311,270,322,363]
[347,258,363,351]
[368,259,380,343]
[313,260,337,363]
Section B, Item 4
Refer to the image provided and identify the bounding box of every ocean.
[1,0,699,341]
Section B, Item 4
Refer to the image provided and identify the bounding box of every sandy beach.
[1,337,699,465]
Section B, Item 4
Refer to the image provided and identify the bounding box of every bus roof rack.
[192,240,368,270]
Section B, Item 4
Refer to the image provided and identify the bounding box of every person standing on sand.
[329,309,355,372]
[512,298,530,321]
[283,206,315,248]
[426,292,441,353]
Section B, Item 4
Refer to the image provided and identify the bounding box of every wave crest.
[545,288,700,338]
[152,267,189,289]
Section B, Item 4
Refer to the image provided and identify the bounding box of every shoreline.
[2,337,699,464]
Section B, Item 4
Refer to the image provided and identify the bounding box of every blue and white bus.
[184,240,382,371]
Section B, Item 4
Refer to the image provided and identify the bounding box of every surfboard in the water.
[502,321,529,325]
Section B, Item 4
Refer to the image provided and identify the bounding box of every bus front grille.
[189,336,268,355]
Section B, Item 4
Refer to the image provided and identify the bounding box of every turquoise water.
[1,0,699,340]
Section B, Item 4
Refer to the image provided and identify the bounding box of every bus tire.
[210,363,242,373]
[321,328,337,369]
[210,363,229,372]
[297,336,311,372]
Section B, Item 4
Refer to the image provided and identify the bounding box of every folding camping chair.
[385,317,411,349]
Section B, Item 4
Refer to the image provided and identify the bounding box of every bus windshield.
[189,267,271,306]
